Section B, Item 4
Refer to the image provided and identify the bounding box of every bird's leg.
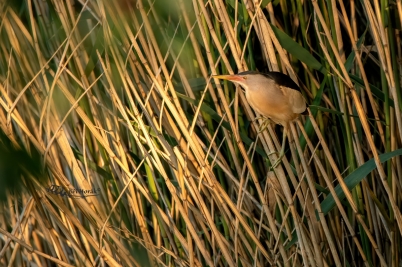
[257,118,271,134]
[270,125,288,169]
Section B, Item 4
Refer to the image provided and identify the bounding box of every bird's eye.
[243,76,247,80]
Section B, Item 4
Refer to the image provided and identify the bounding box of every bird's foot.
[252,116,265,122]
[257,118,271,134]
[270,154,284,170]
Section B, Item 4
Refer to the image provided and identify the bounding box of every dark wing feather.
[263,72,301,91]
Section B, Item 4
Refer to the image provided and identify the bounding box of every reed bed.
[0,0,401,266]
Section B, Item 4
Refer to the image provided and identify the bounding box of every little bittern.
[213,71,307,168]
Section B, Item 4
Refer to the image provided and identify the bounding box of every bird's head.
[213,71,276,92]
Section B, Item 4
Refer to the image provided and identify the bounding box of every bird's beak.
[213,74,244,82]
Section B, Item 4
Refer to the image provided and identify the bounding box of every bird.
[213,70,307,168]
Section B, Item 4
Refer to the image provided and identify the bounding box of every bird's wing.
[280,86,307,114]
